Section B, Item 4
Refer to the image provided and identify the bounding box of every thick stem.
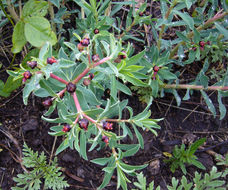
[50,73,68,85]
[162,84,228,91]
[72,92,82,113]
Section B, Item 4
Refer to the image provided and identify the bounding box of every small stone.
[148,159,160,175]
[22,118,38,132]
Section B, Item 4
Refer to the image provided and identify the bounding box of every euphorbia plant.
[8,30,161,189]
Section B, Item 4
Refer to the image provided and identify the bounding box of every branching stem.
[162,84,228,91]
[50,73,68,85]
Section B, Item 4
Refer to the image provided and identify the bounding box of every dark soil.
[0,84,228,189]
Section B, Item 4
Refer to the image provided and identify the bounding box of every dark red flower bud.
[153,66,160,72]
[62,124,71,132]
[47,57,57,65]
[206,41,211,45]
[66,82,76,93]
[118,51,127,59]
[27,61,37,69]
[89,73,95,80]
[103,121,113,130]
[199,41,205,47]
[59,92,65,99]
[42,98,53,107]
[94,29,99,34]
[83,78,91,86]
[77,43,85,51]
[102,136,109,144]
[23,71,32,79]
[139,12,144,16]
[92,54,100,62]
[81,38,90,47]
[79,119,89,130]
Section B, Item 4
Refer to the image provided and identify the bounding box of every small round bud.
[139,12,144,16]
[118,51,127,59]
[153,66,160,72]
[23,71,32,79]
[27,61,37,69]
[66,82,76,93]
[199,41,205,47]
[102,136,109,144]
[42,98,53,107]
[83,78,91,86]
[47,57,57,65]
[79,119,89,130]
[92,54,100,62]
[94,29,99,34]
[62,124,71,132]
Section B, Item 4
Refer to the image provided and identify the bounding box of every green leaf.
[80,130,88,160]
[22,0,48,18]
[176,31,190,43]
[218,92,226,120]
[189,138,206,156]
[159,69,177,80]
[50,0,61,8]
[127,50,145,66]
[122,145,140,157]
[12,20,26,53]
[150,79,159,97]
[55,139,69,155]
[24,16,57,47]
[200,90,216,117]
[191,159,206,170]
[116,80,132,95]
[172,10,194,30]
[39,79,57,97]
[98,170,114,190]
[23,73,43,105]
[91,157,111,166]
[132,124,144,148]
[215,22,228,40]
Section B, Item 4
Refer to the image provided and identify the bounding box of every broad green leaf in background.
[12,21,26,53]
[200,90,216,118]
[22,0,48,18]
[24,16,57,47]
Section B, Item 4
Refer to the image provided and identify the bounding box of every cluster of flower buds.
[62,124,71,132]
[47,57,57,65]
[27,61,37,69]
[66,82,76,93]
[77,38,90,51]
[152,66,160,80]
[22,71,32,83]
[102,121,113,130]
[199,41,210,51]
[79,118,89,130]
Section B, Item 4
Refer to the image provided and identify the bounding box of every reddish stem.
[93,56,111,67]
[50,73,68,85]
[73,68,90,84]
[72,56,111,84]
[82,113,102,129]
[74,115,80,124]
[72,92,82,112]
